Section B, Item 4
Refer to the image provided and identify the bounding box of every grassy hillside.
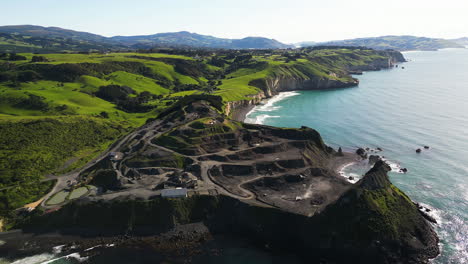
[0,117,129,215]
[0,25,293,52]
[312,35,464,51]
[0,25,121,53]
[215,48,392,101]
[0,47,401,215]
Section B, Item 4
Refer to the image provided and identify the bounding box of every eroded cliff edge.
[17,98,438,264]
[226,50,406,120]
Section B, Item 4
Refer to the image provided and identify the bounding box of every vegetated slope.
[111,31,294,49]
[303,35,464,51]
[0,47,403,217]
[0,117,128,218]
[0,26,293,52]
[0,25,122,53]
[0,52,206,216]
[215,47,405,102]
[314,161,439,263]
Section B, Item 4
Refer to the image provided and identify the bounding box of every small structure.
[109,152,123,161]
[161,188,188,198]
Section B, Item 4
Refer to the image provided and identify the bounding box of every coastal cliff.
[227,50,406,120]
[20,163,438,263]
[16,99,438,263]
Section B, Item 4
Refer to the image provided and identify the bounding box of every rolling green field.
[0,47,397,218]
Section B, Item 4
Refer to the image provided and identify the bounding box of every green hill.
[0,25,123,53]
[301,35,464,51]
[0,47,403,220]
[451,37,468,46]
[111,31,293,49]
[0,25,293,53]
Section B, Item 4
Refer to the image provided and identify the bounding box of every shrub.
[31,56,49,63]
[95,85,136,102]
[17,70,42,82]
[8,53,27,61]
[15,93,49,111]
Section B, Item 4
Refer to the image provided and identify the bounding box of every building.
[109,152,123,161]
[161,188,188,198]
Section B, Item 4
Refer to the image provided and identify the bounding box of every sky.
[1,0,467,43]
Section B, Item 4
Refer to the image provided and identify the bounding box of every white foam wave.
[417,203,443,224]
[52,245,65,254]
[10,253,55,264]
[245,91,300,123]
[42,252,88,264]
[338,163,361,183]
[255,92,300,112]
[247,114,280,124]
[381,158,405,174]
[402,50,423,54]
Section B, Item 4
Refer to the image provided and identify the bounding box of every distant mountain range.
[297,35,464,51]
[0,25,466,53]
[451,37,468,46]
[0,25,292,52]
[110,31,292,49]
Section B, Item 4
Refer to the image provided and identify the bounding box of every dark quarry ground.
[4,99,439,264]
[64,99,360,217]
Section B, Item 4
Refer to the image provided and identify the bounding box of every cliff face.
[20,109,438,263]
[265,76,358,94]
[227,50,406,120]
[224,91,265,118]
[263,50,405,95]
[310,161,440,263]
[25,162,438,263]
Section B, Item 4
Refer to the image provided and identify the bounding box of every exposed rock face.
[368,154,382,165]
[224,91,264,118]
[359,160,392,189]
[229,51,405,121]
[29,162,439,263]
[337,147,344,156]
[264,76,358,96]
[19,99,438,263]
[356,147,368,159]
[308,161,440,263]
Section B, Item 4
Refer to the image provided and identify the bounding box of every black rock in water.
[337,147,344,156]
[356,148,367,159]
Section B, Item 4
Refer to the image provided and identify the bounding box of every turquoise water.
[246,48,468,263]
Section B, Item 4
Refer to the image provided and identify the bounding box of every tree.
[31,56,49,63]
[8,53,27,61]
[99,111,110,118]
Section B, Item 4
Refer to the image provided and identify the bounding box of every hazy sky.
[1,0,467,43]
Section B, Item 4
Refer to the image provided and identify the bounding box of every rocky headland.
[226,50,406,121]
[11,94,439,264]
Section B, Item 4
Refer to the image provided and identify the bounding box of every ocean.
[246,48,468,263]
